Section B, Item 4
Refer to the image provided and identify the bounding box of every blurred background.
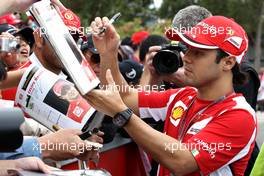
[9,0,262,70]
[57,0,264,70]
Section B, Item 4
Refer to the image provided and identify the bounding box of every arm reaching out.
[0,157,51,174]
[0,0,68,16]
[90,17,140,115]
[0,69,25,90]
[0,0,38,15]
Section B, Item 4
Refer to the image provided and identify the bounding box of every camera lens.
[9,40,20,51]
[153,50,181,75]
[15,43,21,49]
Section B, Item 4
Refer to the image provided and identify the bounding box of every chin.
[21,55,29,58]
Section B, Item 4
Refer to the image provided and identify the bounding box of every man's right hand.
[90,17,120,57]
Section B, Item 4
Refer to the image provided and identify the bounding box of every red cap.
[61,9,80,30]
[165,16,248,64]
[60,9,84,38]
[131,31,149,45]
[0,13,22,25]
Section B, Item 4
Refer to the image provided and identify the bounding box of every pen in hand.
[98,12,121,35]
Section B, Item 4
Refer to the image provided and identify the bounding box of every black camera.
[152,43,187,75]
[0,60,7,81]
[0,108,25,152]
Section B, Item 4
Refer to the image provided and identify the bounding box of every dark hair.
[139,35,169,62]
[121,37,133,47]
[121,37,138,51]
[215,49,247,86]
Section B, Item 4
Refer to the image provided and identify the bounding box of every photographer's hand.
[144,46,162,75]
[140,46,164,89]
[0,32,18,58]
[0,33,17,82]
[162,67,186,87]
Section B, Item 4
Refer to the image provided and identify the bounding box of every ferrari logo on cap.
[171,106,184,120]
[64,12,74,20]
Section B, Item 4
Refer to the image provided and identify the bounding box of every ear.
[33,29,44,49]
[221,56,236,71]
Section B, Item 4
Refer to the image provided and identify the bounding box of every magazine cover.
[15,65,96,131]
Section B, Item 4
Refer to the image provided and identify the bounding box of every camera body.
[152,43,187,75]
[0,108,24,152]
[0,37,20,53]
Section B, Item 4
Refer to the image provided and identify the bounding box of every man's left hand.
[85,69,128,117]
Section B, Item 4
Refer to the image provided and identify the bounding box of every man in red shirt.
[85,15,256,175]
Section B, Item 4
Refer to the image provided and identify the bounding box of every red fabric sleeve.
[187,109,256,175]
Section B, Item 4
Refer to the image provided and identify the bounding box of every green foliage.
[60,0,263,43]
[61,0,155,27]
[158,0,195,18]
[115,18,171,39]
